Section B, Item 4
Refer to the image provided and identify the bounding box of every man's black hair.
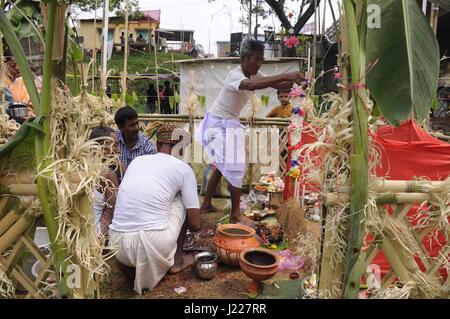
[4,48,13,61]
[89,126,115,144]
[277,88,291,95]
[164,80,170,86]
[114,106,138,127]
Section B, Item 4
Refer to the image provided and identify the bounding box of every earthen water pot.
[212,224,260,266]
[239,248,279,294]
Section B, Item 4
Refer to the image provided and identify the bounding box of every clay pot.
[239,248,279,293]
[212,224,260,266]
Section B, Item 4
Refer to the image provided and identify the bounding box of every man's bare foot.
[200,204,218,213]
[229,214,257,228]
[169,255,195,274]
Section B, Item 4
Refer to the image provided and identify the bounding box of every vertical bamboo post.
[311,0,318,92]
[342,0,369,299]
[92,0,98,94]
[0,22,4,105]
[122,0,129,100]
[430,3,439,35]
[36,0,72,298]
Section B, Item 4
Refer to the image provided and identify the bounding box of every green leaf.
[431,96,439,111]
[69,38,84,64]
[366,0,440,124]
[168,96,174,110]
[6,7,23,26]
[16,22,39,41]
[0,11,40,110]
[0,119,36,170]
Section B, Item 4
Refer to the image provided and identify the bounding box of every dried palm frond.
[33,81,119,289]
[0,263,15,298]
[0,106,20,141]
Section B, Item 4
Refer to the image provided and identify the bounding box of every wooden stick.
[325,192,450,206]
[0,172,81,184]
[0,209,21,237]
[301,184,306,208]
[0,215,33,253]
[336,180,446,193]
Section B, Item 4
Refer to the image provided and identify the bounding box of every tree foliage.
[73,0,138,12]
[209,0,321,35]
[264,0,321,34]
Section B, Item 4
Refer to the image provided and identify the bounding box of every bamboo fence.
[138,114,290,188]
[319,180,450,299]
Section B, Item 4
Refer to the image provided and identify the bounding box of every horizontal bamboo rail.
[336,180,446,193]
[138,114,290,127]
[429,131,450,142]
[325,192,450,206]
[0,171,81,184]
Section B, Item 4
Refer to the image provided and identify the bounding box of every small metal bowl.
[194,251,218,280]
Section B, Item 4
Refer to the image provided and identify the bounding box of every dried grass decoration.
[37,82,118,294]
[0,106,20,143]
[299,91,380,270]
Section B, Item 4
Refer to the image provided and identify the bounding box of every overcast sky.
[77,0,340,57]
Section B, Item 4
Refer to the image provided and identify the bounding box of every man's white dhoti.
[109,195,185,294]
[194,112,246,188]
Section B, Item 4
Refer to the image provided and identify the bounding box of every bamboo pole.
[36,0,72,298]
[318,212,345,297]
[92,0,98,94]
[381,239,415,286]
[0,209,21,237]
[138,114,290,126]
[71,194,96,299]
[0,215,33,253]
[336,180,446,194]
[122,0,129,100]
[325,193,450,206]
[0,172,81,184]
[342,0,369,299]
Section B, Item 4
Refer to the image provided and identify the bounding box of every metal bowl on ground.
[7,102,28,123]
[194,251,218,280]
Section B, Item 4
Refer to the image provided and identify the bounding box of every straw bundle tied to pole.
[33,82,118,296]
[299,92,379,271]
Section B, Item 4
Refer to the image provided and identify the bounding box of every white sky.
[77,0,341,57]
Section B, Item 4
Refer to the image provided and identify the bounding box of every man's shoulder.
[138,132,154,143]
[138,132,156,154]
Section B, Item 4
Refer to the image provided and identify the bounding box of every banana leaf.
[0,10,40,110]
[0,119,41,170]
[366,0,440,124]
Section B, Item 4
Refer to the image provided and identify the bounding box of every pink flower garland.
[289,85,305,98]
[283,35,300,49]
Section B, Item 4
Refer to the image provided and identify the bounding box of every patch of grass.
[104,52,193,75]
[65,52,193,99]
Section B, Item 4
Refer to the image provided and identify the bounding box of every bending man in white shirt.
[195,38,306,225]
[109,123,201,294]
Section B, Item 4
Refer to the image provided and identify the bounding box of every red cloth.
[283,123,319,200]
[375,120,450,180]
[284,120,450,280]
[371,121,450,280]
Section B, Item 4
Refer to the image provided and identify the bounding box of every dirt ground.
[100,197,321,299]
